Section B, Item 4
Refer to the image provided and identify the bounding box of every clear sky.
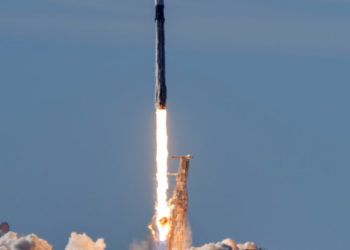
[1,0,350,249]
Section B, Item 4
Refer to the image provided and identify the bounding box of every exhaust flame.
[155,109,171,242]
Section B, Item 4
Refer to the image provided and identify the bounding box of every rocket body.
[155,0,167,109]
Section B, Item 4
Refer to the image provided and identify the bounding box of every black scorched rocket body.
[155,0,167,110]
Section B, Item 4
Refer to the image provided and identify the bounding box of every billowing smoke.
[0,232,52,250]
[0,231,256,250]
[191,239,257,250]
[0,232,105,250]
[65,233,105,250]
[128,238,256,250]
[236,242,257,250]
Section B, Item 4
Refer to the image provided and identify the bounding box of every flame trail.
[153,0,170,244]
[155,109,170,242]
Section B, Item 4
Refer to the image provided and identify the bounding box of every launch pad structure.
[167,156,193,250]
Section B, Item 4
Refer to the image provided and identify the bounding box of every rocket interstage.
[155,0,167,110]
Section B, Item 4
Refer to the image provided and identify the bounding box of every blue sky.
[1,1,350,249]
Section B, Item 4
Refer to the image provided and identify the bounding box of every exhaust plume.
[154,109,171,241]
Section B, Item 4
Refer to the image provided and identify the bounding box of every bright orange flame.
[155,109,170,241]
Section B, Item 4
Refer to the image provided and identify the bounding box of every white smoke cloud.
[237,242,257,250]
[128,238,256,250]
[0,232,52,250]
[192,239,257,250]
[65,233,105,250]
[191,241,231,250]
[0,231,256,250]
[0,232,105,250]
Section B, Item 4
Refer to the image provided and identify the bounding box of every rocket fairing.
[155,0,167,110]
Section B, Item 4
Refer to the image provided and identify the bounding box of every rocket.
[155,0,167,110]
